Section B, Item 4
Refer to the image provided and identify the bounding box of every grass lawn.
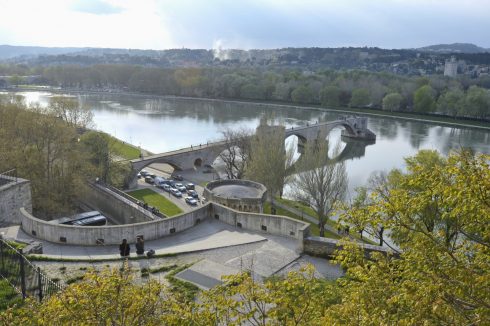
[272,198,377,245]
[263,202,340,239]
[127,189,183,217]
[275,197,337,229]
[85,131,142,160]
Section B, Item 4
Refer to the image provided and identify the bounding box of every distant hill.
[417,43,489,54]
[0,45,85,60]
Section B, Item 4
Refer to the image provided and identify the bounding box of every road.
[132,165,209,213]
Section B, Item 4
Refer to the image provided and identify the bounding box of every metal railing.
[0,238,64,301]
[0,169,17,186]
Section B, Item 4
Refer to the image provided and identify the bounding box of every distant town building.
[444,56,458,77]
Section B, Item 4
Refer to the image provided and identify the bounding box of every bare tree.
[245,118,294,207]
[49,96,93,130]
[219,127,252,179]
[293,140,347,237]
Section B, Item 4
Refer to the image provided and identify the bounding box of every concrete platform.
[224,240,300,277]
[175,259,240,290]
[0,219,267,260]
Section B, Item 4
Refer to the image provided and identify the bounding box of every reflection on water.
[14,91,490,196]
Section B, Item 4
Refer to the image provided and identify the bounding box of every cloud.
[71,0,123,15]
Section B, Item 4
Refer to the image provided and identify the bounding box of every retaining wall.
[20,205,210,245]
[304,236,394,258]
[0,178,32,226]
[81,183,155,224]
[211,203,310,250]
[19,202,310,246]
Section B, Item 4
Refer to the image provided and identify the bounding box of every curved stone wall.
[204,179,267,213]
[19,202,310,247]
[20,206,209,246]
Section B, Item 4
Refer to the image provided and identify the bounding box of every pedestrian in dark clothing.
[136,237,145,255]
[119,239,130,257]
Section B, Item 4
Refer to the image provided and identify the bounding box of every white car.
[175,183,187,192]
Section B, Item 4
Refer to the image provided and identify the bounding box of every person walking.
[119,239,130,257]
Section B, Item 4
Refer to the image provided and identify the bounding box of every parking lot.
[133,164,214,213]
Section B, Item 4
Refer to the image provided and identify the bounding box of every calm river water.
[14,91,490,199]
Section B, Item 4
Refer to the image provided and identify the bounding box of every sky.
[0,0,489,50]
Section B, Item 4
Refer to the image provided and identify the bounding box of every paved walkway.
[1,220,267,260]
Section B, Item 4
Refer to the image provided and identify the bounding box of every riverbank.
[7,86,490,131]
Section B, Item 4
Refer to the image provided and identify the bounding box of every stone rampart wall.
[20,205,210,245]
[0,178,32,226]
[81,183,155,224]
[304,236,394,258]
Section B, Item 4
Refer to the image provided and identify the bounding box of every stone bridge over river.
[127,116,376,188]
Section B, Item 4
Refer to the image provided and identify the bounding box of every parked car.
[137,173,142,179]
[185,196,198,205]
[170,188,182,197]
[187,190,199,199]
[172,174,184,181]
[162,184,171,192]
[140,170,150,177]
[144,176,154,184]
[154,176,166,185]
[185,183,195,190]
[175,183,186,192]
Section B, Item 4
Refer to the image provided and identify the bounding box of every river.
[11,90,490,200]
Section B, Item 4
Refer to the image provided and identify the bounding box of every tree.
[320,85,341,107]
[413,85,436,113]
[464,86,490,119]
[349,88,370,107]
[292,140,347,237]
[437,88,464,117]
[0,265,170,325]
[291,85,315,103]
[218,128,252,179]
[382,92,403,112]
[335,150,490,325]
[49,96,93,129]
[246,117,294,205]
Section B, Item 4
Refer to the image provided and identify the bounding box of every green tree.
[464,86,490,119]
[291,85,315,103]
[437,88,465,117]
[335,150,490,325]
[320,85,341,107]
[382,92,403,112]
[413,85,436,113]
[349,88,370,107]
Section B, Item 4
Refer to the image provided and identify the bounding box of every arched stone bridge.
[285,116,376,153]
[127,116,375,188]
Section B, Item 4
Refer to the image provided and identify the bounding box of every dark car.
[187,190,199,199]
[172,174,184,181]
[144,176,154,184]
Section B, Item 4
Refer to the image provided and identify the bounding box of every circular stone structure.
[204,179,267,213]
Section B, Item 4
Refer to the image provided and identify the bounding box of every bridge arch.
[194,158,203,168]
